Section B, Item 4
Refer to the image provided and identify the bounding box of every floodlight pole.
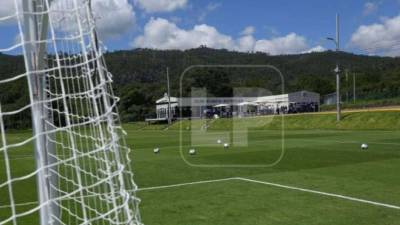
[335,65,341,121]
[167,67,172,125]
[353,73,356,103]
[327,13,341,122]
[346,70,349,102]
[336,14,341,122]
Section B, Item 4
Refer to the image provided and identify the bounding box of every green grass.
[166,111,400,130]
[321,97,400,111]
[1,111,400,224]
[132,128,400,225]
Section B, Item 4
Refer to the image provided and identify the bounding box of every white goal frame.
[0,0,142,224]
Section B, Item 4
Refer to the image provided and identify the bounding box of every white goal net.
[0,0,141,224]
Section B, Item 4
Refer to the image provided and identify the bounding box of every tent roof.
[213,104,230,108]
[238,101,259,106]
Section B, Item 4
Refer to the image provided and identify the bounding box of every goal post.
[21,1,57,224]
[0,0,142,224]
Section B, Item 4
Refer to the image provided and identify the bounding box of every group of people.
[200,102,319,119]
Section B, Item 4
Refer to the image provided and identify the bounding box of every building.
[155,93,178,119]
[149,90,320,121]
[323,92,337,105]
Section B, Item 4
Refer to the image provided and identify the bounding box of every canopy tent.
[213,104,230,108]
[238,101,259,106]
[237,101,258,117]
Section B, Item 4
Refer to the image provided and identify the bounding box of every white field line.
[236,177,400,210]
[0,178,237,209]
[137,177,237,191]
[137,177,400,210]
[0,201,37,209]
[1,177,399,211]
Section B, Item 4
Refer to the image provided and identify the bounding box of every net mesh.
[0,0,142,224]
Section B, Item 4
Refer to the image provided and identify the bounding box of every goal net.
[0,0,141,224]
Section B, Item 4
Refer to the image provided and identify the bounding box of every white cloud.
[236,35,256,52]
[135,0,187,13]
[302,45,326,54]
[363,2,378,16]
[0,0,15,17]
[241,26,255,36]
[133,17,234,50]
[133,18,322,55]
[50,0,135,39]
[351,15,400,56]
[91,0,135,39]
[1,0,135,39]
[254,33,309,55]
[0,0,20,25]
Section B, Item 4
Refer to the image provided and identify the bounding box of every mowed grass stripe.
[138,178,400,225]
[136,176,400,210]
[2,111,400,224]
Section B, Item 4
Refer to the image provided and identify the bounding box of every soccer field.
[1,125,400,224]
[130,125,400,225]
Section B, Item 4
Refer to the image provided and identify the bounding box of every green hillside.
[2,48,400,124]
[125,110,400,131]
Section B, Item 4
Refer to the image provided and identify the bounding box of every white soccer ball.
[189,149,196,155]
[153,148,160,154]
[224,143,229,149]
[361,143,368,150]
[217,139,222,144]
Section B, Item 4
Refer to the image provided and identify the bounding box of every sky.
[1,0,400,56]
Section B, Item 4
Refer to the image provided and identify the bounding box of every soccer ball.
[361,143,368,150]
[224,143,229,149]
[217,139,222,144]
[153,148,160,154]
[189,149,196,155]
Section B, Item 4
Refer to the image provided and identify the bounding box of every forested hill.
[106,48,400,92]
[104,48,400,120]
[1,48,400,123]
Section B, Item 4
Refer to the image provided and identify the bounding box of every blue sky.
[2,0,400,56]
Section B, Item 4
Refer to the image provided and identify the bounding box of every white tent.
[213,104,230,108]
[238,101,259,106]
[238,102,258,117]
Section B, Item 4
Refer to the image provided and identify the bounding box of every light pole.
[353,72,356,103]
[327,13,341,122]
[166,67,172,125]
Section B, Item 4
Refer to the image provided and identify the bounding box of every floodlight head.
[334,65,340,73]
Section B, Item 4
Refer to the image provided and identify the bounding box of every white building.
[256,91,320,114]
[150,90,320,120]
[155,93,178,119]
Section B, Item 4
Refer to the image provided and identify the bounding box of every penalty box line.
[236,177,400,210]
[1,177,399,210]
[138,177,400,210]
[137,177,237,191]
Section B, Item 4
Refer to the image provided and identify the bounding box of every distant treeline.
[1,47,400,127]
